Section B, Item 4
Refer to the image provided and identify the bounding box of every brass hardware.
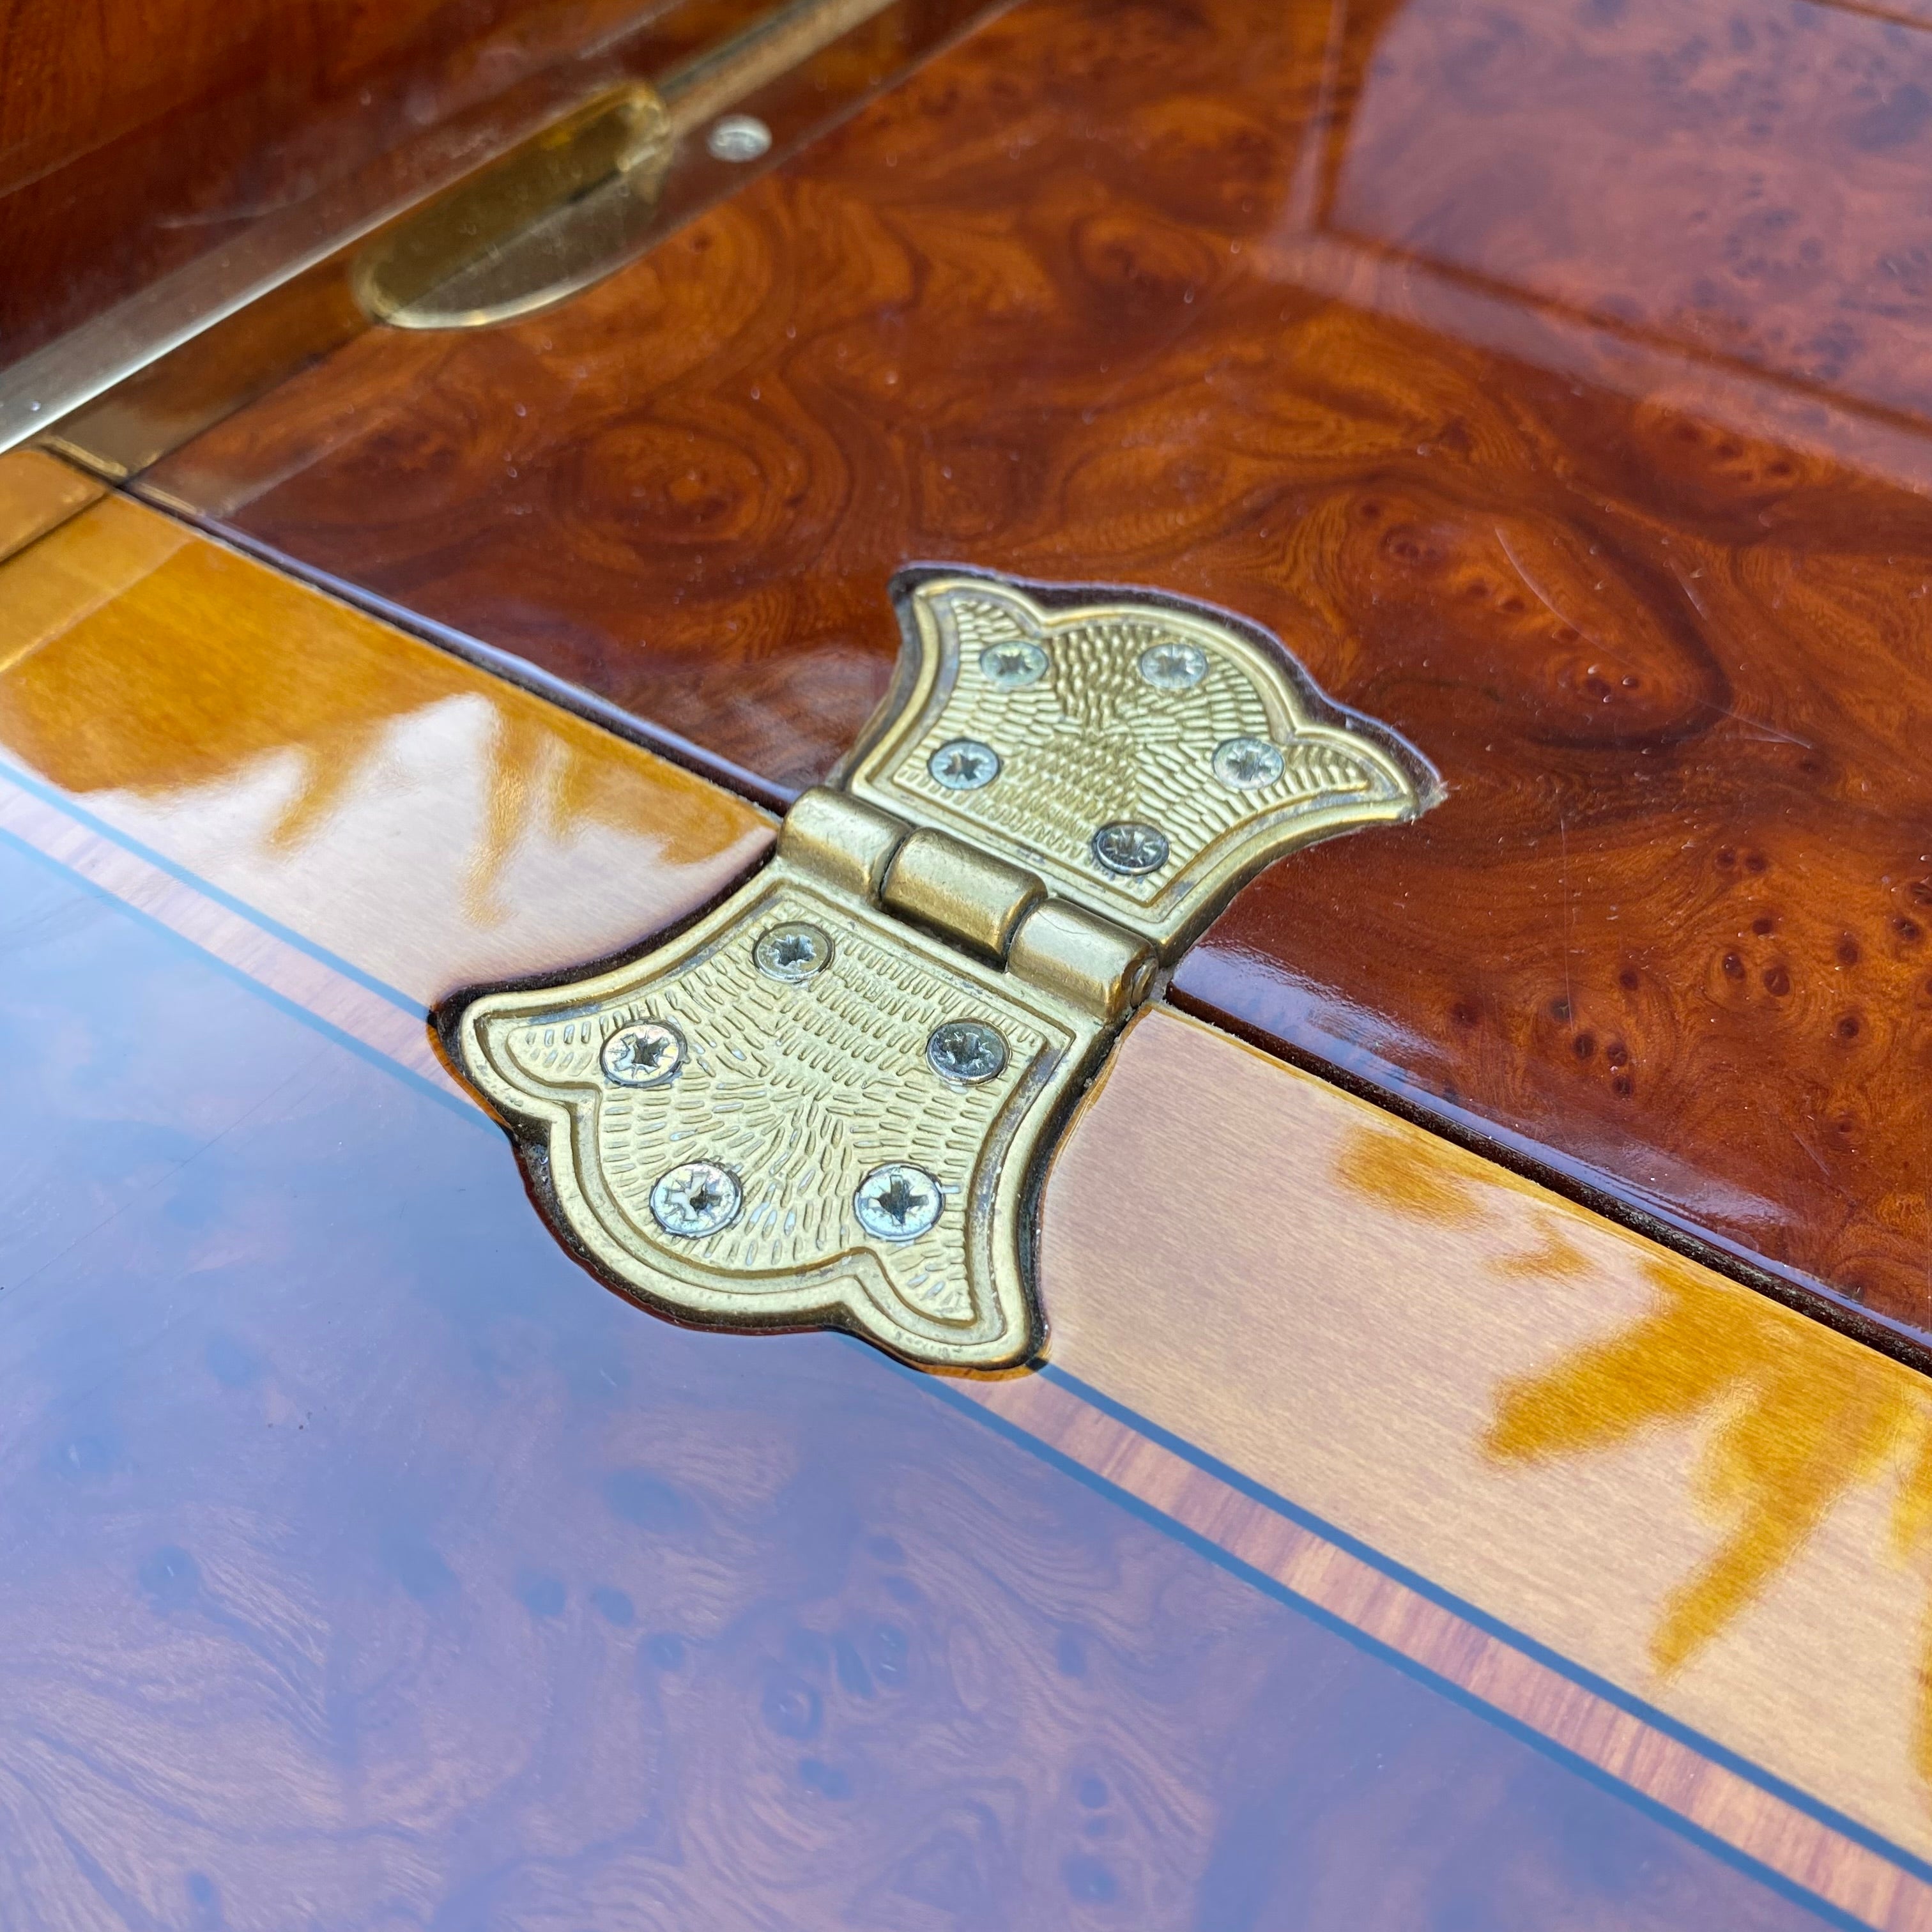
[1006,901,1153,1024]
[880,828,1045,963]
[842,574,1432,956]
[353,0,900,332]
[6,0,1001,471]
[664,0,903,130]
[447,569,1442,1371]
[775,786,905,898]
[351,86,674,330]
[707,114,774,162]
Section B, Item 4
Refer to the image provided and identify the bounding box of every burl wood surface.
[151,0,1932,1353]
[0,477,1913,1922]
[0,840,1848,1930]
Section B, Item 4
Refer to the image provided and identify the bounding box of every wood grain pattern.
[1,503,1926,1916]
[0,448,101,562]
[1319,0,1932,426]
[1045,1007,1932,1879]
[0,489,771,1004]
[148,0,1932,1353]
[0,831,1840,1929]
[967,1368,1932,1932]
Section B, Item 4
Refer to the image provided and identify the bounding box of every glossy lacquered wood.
[0,449,102,562]
[1045,1008,1932,1901]
[146,0,1932,1356]
[0,0,697,366]
[0,475,771,1002]
[0,852,1842,1929]
[0,485,1855,1927]
[1,482,1926,1920]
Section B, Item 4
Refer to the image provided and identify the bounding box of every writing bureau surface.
[0,839,1833,1929]
[145,0,1932,1359]
[0,469,1915,1920]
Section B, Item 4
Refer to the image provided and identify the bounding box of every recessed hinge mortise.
[445,567,1443,1372]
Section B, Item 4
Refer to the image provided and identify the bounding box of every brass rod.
[658,0,899,132]
[0,0,917,461]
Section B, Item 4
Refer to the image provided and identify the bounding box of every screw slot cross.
[601,1020,683,1087]
[854,1162,943,1241]
[615,1034,666,1074]
[927,739,1001,790]
[979,639,1048,689]
[755,922,832,981]
[928,1019,1007,1084]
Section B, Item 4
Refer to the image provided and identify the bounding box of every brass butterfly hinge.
[446,570,1442,1371]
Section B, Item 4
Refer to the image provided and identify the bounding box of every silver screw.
[1212,736,1285,790]
[706,114,772,163]
[927,1019,1008,1083]
[979,640,1048,689]
[1137,640,1207,690]
[755,922,832,981]
[928,738,1000,790]
[650,1160,742,1237]
[854,1163,942,1241]
[1092,820,1170,875]
[601,1018,684,1087]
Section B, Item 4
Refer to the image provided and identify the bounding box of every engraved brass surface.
[457,864,1089,1369]
[448,569,1439,1369]
[847,574,1438,956]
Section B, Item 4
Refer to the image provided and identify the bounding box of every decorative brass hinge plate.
[445,570,1441,1370]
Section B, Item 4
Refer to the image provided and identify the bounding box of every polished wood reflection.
[1,493,1925,1919]
[0,0,670,366]
[0,450,102,562]
[145,0,1932,1354]
[0,489,771,1002]
[966,1367,1932,1932]
[1045,1007,1932,1890]
[0,678,1856,1932]
[0,843,1840,1926]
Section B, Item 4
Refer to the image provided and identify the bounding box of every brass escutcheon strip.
[356,0,907,331]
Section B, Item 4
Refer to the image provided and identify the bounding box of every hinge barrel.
[776,785,903,899]
[778,786,1152,1020]
[882,828,1043,963]
[445,570,1437,1372]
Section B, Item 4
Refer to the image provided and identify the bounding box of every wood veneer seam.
[950,1367,1930,1932]
[117,476,1931,1389]
[2,760,1922,1925]
[1025,1352,1932,1908]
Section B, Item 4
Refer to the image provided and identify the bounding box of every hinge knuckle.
[448,570,1439,1370]
[1008,901,1154,1022]
[778,786,907,900]
[881,827,1044,963]
[776,785,1152,1015]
